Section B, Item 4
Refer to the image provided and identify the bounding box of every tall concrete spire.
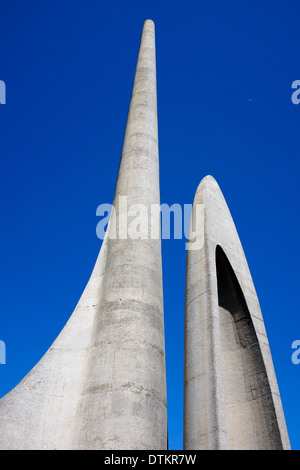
[0,19,167,450]
[184,176,290,450]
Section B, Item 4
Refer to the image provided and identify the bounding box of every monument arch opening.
[216,245,282,449]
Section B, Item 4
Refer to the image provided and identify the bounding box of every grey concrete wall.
[184,175,290,450]
[0,20,167,450]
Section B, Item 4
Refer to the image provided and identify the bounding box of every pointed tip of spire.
[195,175,219,196]
[143,19,155,32]
[202,174,218,185]
[192,175,225,207]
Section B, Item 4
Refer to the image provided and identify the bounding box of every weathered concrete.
[184,176,290,450]
[0,19,167,450]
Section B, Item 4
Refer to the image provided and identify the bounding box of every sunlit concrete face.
[0,20,167,450]
[184,175,290,450]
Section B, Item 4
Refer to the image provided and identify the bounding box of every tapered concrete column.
[184,176,290,450]
[0,20,167,450]
[74,19,167,450]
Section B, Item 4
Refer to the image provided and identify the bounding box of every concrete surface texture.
[0,19,167,450]
[184,175,290,450]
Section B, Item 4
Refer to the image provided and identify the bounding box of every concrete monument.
[0,19,290,451]
[184,176,290,449]
[0,19,167,450]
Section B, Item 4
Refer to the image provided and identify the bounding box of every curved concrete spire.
[184,176,290,450]
[0,20,167,450]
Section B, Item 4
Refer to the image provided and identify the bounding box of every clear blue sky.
[0,0,299,450]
